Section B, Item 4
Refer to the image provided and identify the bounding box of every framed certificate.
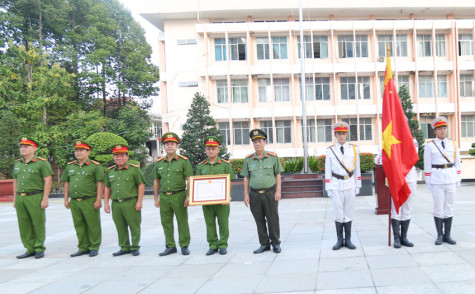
[188,174,231,206]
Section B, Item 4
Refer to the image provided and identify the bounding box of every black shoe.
[443,217,456,245]
[112,250,131,256]
[159,247,177,256]
[181,246,190,255]
[219,248,227,255]
[131,250,140,256]
[206,248,218,256]
[343,221,356,250]
[333,221,344,250]
[434,217,444,245]
[89,250,98,257]
[253,245,271,254]
[34,252,44,259]
[16,252,35,259]
[272,244,281,253]
[70,250,90,257]
[391,219,401,249]
[400,220,414,247]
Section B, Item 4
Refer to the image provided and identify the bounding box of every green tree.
[399,85,425,169]
[86,132,128,165]
[0,111,21,178]
[180,92,230,168]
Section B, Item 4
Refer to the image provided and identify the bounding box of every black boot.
[443,217,456,245]
[434,217,444,245]
[400,220,414,247]
[391,219,401,248]
[332,222,344,250]
[343,221,356,249]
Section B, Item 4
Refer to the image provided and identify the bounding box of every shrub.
[360,153,376,172]
[142,162,156,188]
[469,143,475,157]
[309,155,326,172]
[283,157,303,173]
[231,159,244,176]
[86,132,133,165]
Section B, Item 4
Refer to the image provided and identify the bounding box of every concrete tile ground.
[1,183,475,293]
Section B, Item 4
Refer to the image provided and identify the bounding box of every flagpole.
[299,0,309,173]
[386,42,392,247]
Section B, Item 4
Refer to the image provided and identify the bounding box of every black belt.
[332,171,353,180]
[432,164,454,169]
[250,186,275,194]
[17,190,43,197]
[112,196,138,203]
[72,196,94,201]
[161,189,185,196]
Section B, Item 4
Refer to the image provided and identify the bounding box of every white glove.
[427,183,432,191]
[456,182,461,189]
[326,191,332,198]
[355,188,360,195]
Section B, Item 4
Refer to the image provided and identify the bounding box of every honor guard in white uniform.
[424,116,461,245]
[325,122,361,250]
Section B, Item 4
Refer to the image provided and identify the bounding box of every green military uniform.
[104,161,145,251]
[61,158,104,252]
[13,155,53,253]
[154,154,194,248]
[196,156,235,250]
[241,129,283,248]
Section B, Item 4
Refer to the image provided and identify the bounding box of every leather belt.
[250,186,275,194]
[161,189,185,196]
[72,196,94,201]
[432,164,454,169]
[112,196,138,203]
[332,172,353,180]
[17,190,43,197]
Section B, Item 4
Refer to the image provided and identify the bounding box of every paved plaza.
[1,183,475,293]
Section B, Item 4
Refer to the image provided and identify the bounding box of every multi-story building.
[140,0,475,158]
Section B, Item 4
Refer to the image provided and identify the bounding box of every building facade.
[141,1,475,158]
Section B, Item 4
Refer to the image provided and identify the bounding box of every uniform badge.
[22,137,27,141]
[254,131,258,135]
[167,134,172,138]
[209,138,214,142]
[76,141,81,145]
[116,145,121,149]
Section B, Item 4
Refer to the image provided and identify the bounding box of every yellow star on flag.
[382,121,402,159]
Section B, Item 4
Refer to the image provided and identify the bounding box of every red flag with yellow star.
[382,50,419,213]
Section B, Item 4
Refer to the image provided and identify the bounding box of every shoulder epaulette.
[130,163,139,168]
[37,157,47,161]
[156,157,165,162]
[67,160,77,165]
[221,159,230,164]
[198,160,206,165]
[245,153,254,158]
[179,155,188,160]
[267,151,277,157]
[16,158,22,162]
[427,139,435,143]
[91,160,100,165]
[327,145,335,149]
[108,165,116,170]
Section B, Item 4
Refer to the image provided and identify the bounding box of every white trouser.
[391,181,416,221]
[432,183,457,218]
[331,189,355,223]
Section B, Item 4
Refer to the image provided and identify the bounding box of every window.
[398,75,410,93]
[377,35,408,57]
[215,38,227,61]
[460,74,474,97]
[396,35,408,57]
[276,120,291,143]
[274,78,290,102]
[358,77,371,99]
[313,36,329,58]
[316,77,330,100]
[260,121,274,143]
[216,80,228,103]
[272,37,287,59]
[298,36,312,58]
[304,77,314,101]
[379,76,385,98]
[341,77,370,100]
[420,116,436,139]
[459,34,473,56]
[338,35,354,58]
[301,119,316,142]
[256,37,270,60]
[233,122,250,145]
[342,118,358,141]
[218,122,231,145]
[437,75,447,97]
[417,34,432,57]
[462,115,475,137]
[231,80,248,103]
[419,76,434,98]
[151,121,162,138]
[436,34,446,57]
[317,119,333,142]
[229,38,246,61]
[258,79,271,102]
[355,35,368,57]
[359,118,372,141]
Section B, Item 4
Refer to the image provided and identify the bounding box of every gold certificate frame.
[188,174,231,206]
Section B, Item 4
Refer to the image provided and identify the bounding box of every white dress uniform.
[423,116,461,245]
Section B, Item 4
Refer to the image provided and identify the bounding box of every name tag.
[159,167,164,170]
[201,169,207,173]
[69,170,75,172]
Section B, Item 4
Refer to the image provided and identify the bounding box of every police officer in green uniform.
[196,136,235,256]
[61,140,104,257]
[241,129,283,254]
[13,137,53,259]
[153,132,194,256]
[104,143,145,257]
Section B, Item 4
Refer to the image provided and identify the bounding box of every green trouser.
[111,198,141,251]
[15,193,46,253]
[250,188,280,246]
[202,204,230,249]
[70,197,101,251]
[160,191,190,248]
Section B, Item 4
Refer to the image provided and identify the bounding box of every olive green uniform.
[61,159,104,251]
[196,158,236,249]
[241,151,283,246]
[153,155,193,248]
[104,162,145,251]
[13,156,53,253]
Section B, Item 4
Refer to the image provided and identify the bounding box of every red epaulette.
[221,159,230,164]
[267,151,277,157]
[91,160,100,165]
[198,160,206,165]
[130,163,139,168]
[245,153,253,158]
[37,157,47,161]
[179,155,188,160]
[108,165,116,170]
[156,157,165,162]
[67,160,77,165]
